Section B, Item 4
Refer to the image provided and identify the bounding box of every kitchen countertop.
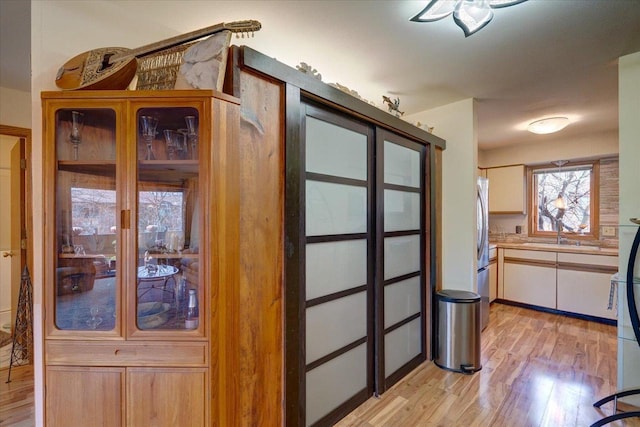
[492,242,618,256]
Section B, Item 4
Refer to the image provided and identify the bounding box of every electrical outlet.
[602,226,616,237]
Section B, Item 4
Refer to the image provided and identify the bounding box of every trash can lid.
[436,289,480,303]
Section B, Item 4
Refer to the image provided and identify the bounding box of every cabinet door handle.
[120,210,131,230]
[2,251,13,258]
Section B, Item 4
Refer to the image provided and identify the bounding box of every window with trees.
[528,161,599,239]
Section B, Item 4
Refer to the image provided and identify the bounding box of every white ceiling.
[2,0,640,149]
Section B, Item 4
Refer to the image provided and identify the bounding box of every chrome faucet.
[557,219,566,244]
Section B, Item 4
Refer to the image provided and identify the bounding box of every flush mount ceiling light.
[527,117,571,134]
[410,0,527,37]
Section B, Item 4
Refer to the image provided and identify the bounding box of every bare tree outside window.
[71,188,184,235]
[138,191,184,233]
[529,162,599,239]
[71,188,116,235]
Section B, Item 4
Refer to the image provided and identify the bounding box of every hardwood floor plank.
[3,304,639,426]
[336,303,640,427]
[0,365,34,426]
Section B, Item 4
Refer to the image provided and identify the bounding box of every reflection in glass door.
[54,108,118,331]
[135,107,200,331]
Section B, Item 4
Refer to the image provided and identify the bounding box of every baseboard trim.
[494,299,617,326]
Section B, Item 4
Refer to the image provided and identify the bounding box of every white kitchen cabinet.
[503,249,556,308]
[556,252,618,320]
[489,247,497,302]
[486,165,525,214]
[499,246,619,321]
[497,248,504,299]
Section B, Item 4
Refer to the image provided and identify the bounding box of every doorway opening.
[0,124,31,370]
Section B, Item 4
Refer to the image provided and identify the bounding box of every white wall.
[0,87,31,128]
[479,129,618,168]
[406,99,478,292]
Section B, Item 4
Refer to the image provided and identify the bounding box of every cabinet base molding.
[494,300,616,326]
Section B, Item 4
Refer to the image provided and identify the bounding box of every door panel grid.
[288,102,427,426]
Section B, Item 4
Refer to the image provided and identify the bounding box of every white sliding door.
[286,103,428,426]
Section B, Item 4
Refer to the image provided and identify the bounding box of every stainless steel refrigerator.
[477,177,490,330]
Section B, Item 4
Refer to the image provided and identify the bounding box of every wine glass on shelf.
[185,116,198,160]
[176,128,188,160]
[69,111,84,160]
[140,116,159,160]
[163,130,178,160]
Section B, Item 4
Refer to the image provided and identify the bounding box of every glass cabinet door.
[54,108,118,331]
[135,107,200,330]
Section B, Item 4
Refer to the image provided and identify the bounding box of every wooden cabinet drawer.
[46,341,208,366]
[557,252,618,269]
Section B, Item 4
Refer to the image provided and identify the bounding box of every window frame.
[527,160,600,240]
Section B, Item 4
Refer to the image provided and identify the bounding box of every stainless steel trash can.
[435,289,482,374]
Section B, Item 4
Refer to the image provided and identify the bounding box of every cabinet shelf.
[58,160,116,177]
[138,160,198,183]
[138,253,198,260]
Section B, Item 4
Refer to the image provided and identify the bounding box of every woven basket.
[135,42,196,91]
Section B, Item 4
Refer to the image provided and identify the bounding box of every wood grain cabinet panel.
[127,368,207,427]
[46,366,124,426]
[45,341,208,366]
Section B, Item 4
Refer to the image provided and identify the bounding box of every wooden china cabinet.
[42,90,240,426]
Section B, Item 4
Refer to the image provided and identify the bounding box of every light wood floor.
[1,304,638,426]
[338,303,640,427]
[0,364,34,426]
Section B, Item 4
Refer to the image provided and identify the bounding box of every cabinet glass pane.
[384,190,420,232]
[305,116,367,180]
[136,107,200,330]
[384,277,421,328]
[384,317,421,377]
[306,240,367,300]
[305,291,367,364]
[54,108,117,331]
[384,141,420,188]
[306,343,367,427]
[306,180,367,236]
[384,235,421,280]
